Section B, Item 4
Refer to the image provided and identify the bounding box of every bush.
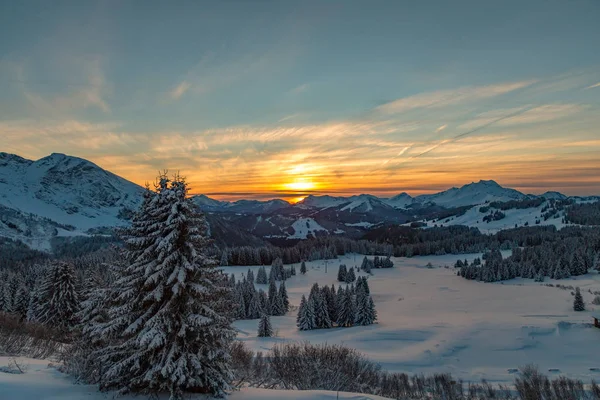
[0,312,63,359]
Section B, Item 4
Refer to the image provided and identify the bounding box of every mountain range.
[0,152,597,250]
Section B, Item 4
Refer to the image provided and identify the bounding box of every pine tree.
[337,264,347,282]
[300,261,307,275]
[35,261,80,331]
[326,284,338,323]
[345,267,356,283]
[278,281,289,313]
[290,265,296,276]
[247,290,262,319]
[574,287,585,311]
[271,289,285,316]
[257,313,273,337]
[297,294,316,331]
[258,289,269,314]
[247,269,255,284]
[354,285,376,326]
[220,250,229,266]
[13,285,29,321]
[234,289,247,319]
[256,266,268,284]
[312,290,332,329]
[337,288,356,327]
[267,278,278,314]
[95,174,235,399]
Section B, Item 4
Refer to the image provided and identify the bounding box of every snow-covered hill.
[0,152,144,248]
[414,180,526,208]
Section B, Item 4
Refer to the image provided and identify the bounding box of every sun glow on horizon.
[289,196,306,204]
[283,179,316,191]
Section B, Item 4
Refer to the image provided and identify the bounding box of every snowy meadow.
[223,252,600,384]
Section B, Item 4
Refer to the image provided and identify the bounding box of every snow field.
[223,253,600,384]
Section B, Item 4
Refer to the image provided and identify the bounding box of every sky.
[1,0,600,201]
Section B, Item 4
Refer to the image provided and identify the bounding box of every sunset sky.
[1,0,600,201]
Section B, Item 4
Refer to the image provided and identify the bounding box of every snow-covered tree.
[354,285,376,326]
[257,313,273,337]
[290,264,296,276]
[256,266,268,284]
[312,290,332,329]
[12,285,29,321]
[337,264,347,282]
[35,261,80,331]
[278,281,289,313]
[220,250,229,266]
[300,261,307,275]
[247,269,255,284]
[95,174,235,399]
[297,294,316,331]
[345,267,356,283]
[574,287,585,311]
[336,287,356,327]
[247,290,262,319]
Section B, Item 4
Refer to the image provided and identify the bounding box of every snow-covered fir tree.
[247,269,255,284]
[337,264,347,282]
[257,313,273,337]
[35,261,80,331]
[354,284,376,326]
[256,266,268,284]
[312,289,332,329]
[12,285,29,321]
[278,281,289,313]
[574,287,585,311]
[300,261,307,275]
[297,294,316,331]
[247,290,262,319]
[336,286,356,327]
[345,267,356,283]
[290,264,296,276]
[94,174,235,399]
[220,250,229,266]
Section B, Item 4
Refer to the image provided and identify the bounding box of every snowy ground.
[224,253,600,384]
[0,357,390,399]
[419,203,568,233]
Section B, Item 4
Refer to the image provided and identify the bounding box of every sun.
[283,179,315,191]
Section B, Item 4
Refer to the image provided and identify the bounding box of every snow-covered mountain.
[0,153,144,228]
[413,180,526,208]
[383,192,414,209]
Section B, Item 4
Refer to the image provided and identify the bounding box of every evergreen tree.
[95,174,235,399]
[297,294,316,331]
[257,313,273,337]
[326,284,338,323]
[256,266,268,284]
[234,289,246,319]
[300,261,307,275]
[337,264,347,282]
[337,288,356,327]
[220,250,229,266]
[247,290,262,319]
[247,269,255,284]
[13,285,29,321]
[345,267,356,283]
[290,265,296,276]
[574,287,585,311]
[354,285,376,326]
[267,278,278,314]
[35,261,80,330]
[278,281,289,313]
[271,289,285,316]
[258,289,269,314]
[312,290,332,329]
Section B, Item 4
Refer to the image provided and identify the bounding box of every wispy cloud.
[586,82,600,89]
[375,81,535,114]
[435,124,447,133]
[169,81,191,100]
[289,83,309,95]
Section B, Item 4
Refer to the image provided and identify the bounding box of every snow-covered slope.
[383,192,414,209]
[289,217,328,239]
[0,153,144,230]
[0,357,391,400]
[415,180,526,208]
[298,195,349,209]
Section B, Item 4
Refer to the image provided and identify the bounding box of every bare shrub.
[0,312,63,359]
